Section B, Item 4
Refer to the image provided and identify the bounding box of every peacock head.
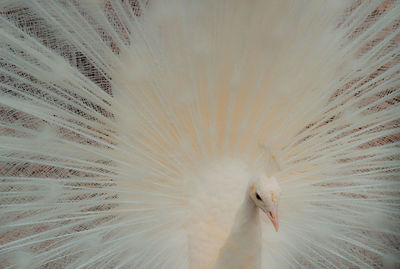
[249,176,281,232]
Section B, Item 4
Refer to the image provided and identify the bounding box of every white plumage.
[0,0,399,268]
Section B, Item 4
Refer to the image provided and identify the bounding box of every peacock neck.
[231,194,260,232]
[213,188,262,269]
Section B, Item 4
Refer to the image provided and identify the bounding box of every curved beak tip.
[271,218,279,232]
[268,208,279,232]
[274,222,279,232]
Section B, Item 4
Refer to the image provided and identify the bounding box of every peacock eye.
[256,193,262,201]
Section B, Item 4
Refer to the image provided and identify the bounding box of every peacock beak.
[267,207,279,232]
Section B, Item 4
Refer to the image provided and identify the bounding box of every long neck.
[213,191,262,269]
[231,194,260,232]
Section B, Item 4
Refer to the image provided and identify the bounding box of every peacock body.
[0,0,399,268]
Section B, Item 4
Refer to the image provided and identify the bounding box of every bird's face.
[250,176,281,232]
